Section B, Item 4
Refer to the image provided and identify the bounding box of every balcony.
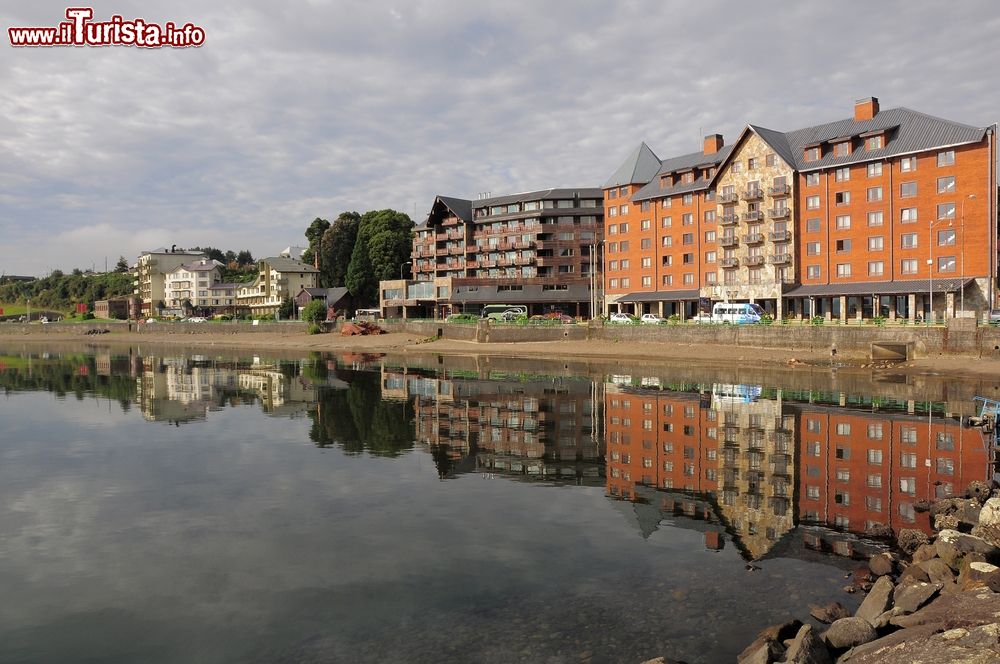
[768,207,791,219]
[720,213,739,226]
[769,183,790,196]
[448,245,465,255]
[742,188,763,201]
[743,210,764,222]
[719,235,739,248]
[768,254,791,265]
[720,257,740,268]
[719,192,739,204]
[446,229,464,240]
[436,247,449,256]
[768,229,792,242]
[744,255,765,266]
[743,233,764,244]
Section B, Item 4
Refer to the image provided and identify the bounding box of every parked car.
[187,316,207,323]
[640,314,665,325]
[609,312,635,324]
[692,312,714,324]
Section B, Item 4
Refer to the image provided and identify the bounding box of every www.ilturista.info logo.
[8,8,205,48]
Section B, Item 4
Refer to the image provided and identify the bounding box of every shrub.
[870,315,887,327]
[301,300,327,324]
[759,313,774,326]
[81,311,95,320]
[810,315,825,326]
[307,323,322,335]
[667,314,681,325]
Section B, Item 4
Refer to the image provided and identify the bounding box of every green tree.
[278,296,295,320]
[345,209,413,304]
[302,217,330,266]
[114,256,130,273]
[301,299,327,323]
[235,250,254,267]
[318,211,361,287]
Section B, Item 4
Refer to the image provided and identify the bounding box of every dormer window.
[683,172,694,184]
[659,174,672,189]
[867,135,884,150]
[804,147,820,161]
[833,141,851,158]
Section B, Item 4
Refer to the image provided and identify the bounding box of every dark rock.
[930,497,963,516]
[864,523,892,539]
[867,553,895,577]
[871,607,905,631]
[911,543,938,564]
[822,617,877,650]
[898,563,930,585]
[757,619,803,643]
[957,560,1000,591]
[985,569,1000,593]
[833,623,956,663]
[889,589,1000,630]
[915,558,955,585]
[937,529,1000,566]
[736,638,782,664]
[913,499,932,513]
[893,581,942,614]
[855,576,894,624]
[896,528,929,554]
[809,601,850,624]
[782,624,832,664]
[966,480,992,503]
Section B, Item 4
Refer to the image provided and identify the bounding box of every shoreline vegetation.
[1,327,1000,379]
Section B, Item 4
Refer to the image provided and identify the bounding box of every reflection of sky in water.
[1,365,864,664]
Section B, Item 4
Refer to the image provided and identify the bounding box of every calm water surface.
[0,347,994,663]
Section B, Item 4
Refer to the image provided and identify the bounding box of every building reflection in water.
[605,378,992,561]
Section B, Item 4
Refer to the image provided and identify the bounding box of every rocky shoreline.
[644,479,1000,663]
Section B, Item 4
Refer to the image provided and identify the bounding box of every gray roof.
[177,260,223,272]
[617,289,701,302]
[261,256,318,273]
[473,188,603,208]
[433,195,473,223]
[631,145,734,202]
[783,278,973,297]
[302,286,350,304]
[604,142,661,188]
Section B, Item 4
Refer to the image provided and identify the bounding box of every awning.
[618,289,700,303]
[783,278,975,298]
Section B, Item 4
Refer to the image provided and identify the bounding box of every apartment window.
[620,205,629,215]
[608,207,617,217]
[705,230,716,243]
[835,491,851,507]
[937,176,956,194]
[620,241,629,250]
[682,253,694,264]
[836,263,852,278]
[640,238,652,249]
[835,239,851,252]
[867,162,883,177]
[900,259,918,274]
[662,275,672,285]
[937,150,955,166]
[806,195,820,209]
[641,257,652,268]
[868,261,884,276]
[900,478,917,495]
[835,191,850,205]
[936,432,955,450]
[901,181,917,198]
[662,198,671,208]
[868,447,884,463]
[937,256,956,272]
[938,203,956,220]
[705,271,717,284]
[683,273,695,285]
[806,485,820,499]
[805,147,820,161]
[900,156,917,172]
[683,194,693,205]
[662,255,672,266]
[704,210,716,223]
[836,468,851,482]
[867,186,883,202]
[806,265,821,279]
[619,222,629,233]
[641,276,652,287]
[609,278,619,288]
[807,241,821,256]
[868,236,884,251]
[867,475,883,490]
[901,427,917,444]
[866,496,883,512]
[868,135,884,150]
[621,278,630,288]
[938,229,956,246]
[608,242,617,253]
[901,207,917,224]
[900,452,917,468]
[609,260,619,271]
[937,458,955,475]
[661,236,672,247]
[806,172,820,186]
[835,167,850,182]
[682,233,694,245]
[748,157,759,170]
[640,219,651,230]
[806,218,821,232]
[661,216,672,228]
[681,214,693,226]
[764,153,776,167]
[901,233,918,249]
[834,141,850,157]
[732,161,744,173]
[836,215,851,230]
[608,224,618,235]
[620,259,630,269]
[705,250,717,263]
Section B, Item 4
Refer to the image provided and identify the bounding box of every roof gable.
[604,142,661,189]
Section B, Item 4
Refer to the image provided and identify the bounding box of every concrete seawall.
[0,321,310,335]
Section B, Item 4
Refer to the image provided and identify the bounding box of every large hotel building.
[603,97,997,320]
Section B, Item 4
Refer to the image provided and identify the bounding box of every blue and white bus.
[711,302,764,324]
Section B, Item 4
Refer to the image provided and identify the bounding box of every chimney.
[854,97,879,122]
[704,134,724,155]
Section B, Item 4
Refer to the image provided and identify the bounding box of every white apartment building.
[236,256,319,316]
[133,247,206,315]
[163,259,237,316]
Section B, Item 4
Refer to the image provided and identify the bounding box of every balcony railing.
[768,254,791,265]
[743,210,764,222]
[744,255,765,266]
[769,183,790,196]
[768,230,792,242]
[719,192,739,204]
[719,235,739,247]
[768,208,791,219]
[742,188,763,201]
[720,258,739,268]
[720,213,739,225]
[743,233,764,244]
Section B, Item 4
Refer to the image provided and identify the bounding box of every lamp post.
[399,261,411,280]
[26,298,30,323]
[960,194,975,316]
[928,216,955,325]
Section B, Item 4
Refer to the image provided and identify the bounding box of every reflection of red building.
[794,407,990,536]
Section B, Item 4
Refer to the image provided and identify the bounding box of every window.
[662,198,671,208]
[901,427,917,444]
[867,210,884,227]
[836,239,852,252]
[867,162,883,177]
[682,233,693,245]
[937,458,955,475]
[704,210,716,223]
[705,230,716,243]
[732,161,743,173]
[619,222,629,233]
[609,278,619,288]
[836,215,851,230]
[607,207,617,217]
[867,186,883,202]
[901,181,917,198]
[868,261,884,276]
[835,191,850,205]
[609,260,619,271]
[869,236,884,251]
[640,219,651,230]
[807,265,821,278]
[836,263,852,277]
[607,242,617,253]
[900,478,917,495]
[807,242,821,256]
[765,153,776,167]
[901,259,918,274]
[938,229,956,246]
[835,491,850,506]
[682,213,693,225]
[867,448,883,464]
[901,233,918,249]
[805,147,820,161]
[662,275,672,285]
[901,207,918,224]
[937,150,955,166]
[683,273,694,285]
[836,468,851,482]
[620,205,629,215]
[661,236,672,247]
[705,271,716,284]
[705,250,716,263]
[807,419,821,433]
[806,195,820,209]
[806,172,820,186]
[938,203,956,220]
[640,238,652,249]
[682,253,694,264]
[806,218,821,232]
[937,255,956,272]
[620,241,629,251]
[835,167,850,182]
[661,216,672,228]
[641,257,652,267]
[748,157,759,170]
[683,194,693,205]
[808,441,822,456]
[937,176,956,194]
[867,135,883,150]
[641,276,652,286]
[834,141,851,157]
[620,259,630,269]
[866,496,883,512]
[621,278,630,288]
[900,452,917,468]
[640,201,650,212]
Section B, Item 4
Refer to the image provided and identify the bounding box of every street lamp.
[928,216,955,325]
[399,261,411,280]
[26,298,30,323]
[960,194,976,316]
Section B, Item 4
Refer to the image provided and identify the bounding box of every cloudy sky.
[2,0,998,275]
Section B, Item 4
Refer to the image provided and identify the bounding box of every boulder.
[966,480,993,504]
[893,581,942,614]
[937,529,1000,567]
[979,497,1000,527]
[867,553,895,577]
[914,558,956,586]
[933,513,960,532]
[971,522,1000,549]
[870,607,905,631]
[738,619,801,664]
[809,601,850,624]
[823,617,877,650]
[958,560,1000,591]
[782,624,832,664]
[896,528,929,554]
[911,543,939,564]
[855,575,894,624]
[898,564,930,585]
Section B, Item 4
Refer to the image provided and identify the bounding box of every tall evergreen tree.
[318,211,361,287]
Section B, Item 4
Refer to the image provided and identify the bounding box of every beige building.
[235,256,319,316]
[163,259,237,315]
[133,247,206,315]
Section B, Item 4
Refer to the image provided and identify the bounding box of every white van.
[711,302,764,324]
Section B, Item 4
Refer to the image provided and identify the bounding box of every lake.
[0,345,994,663]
